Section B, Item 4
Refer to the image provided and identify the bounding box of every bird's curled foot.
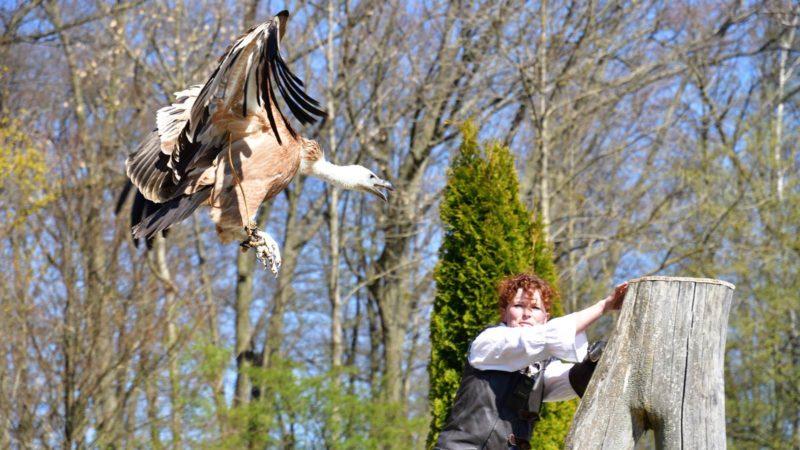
[241,226,281,276]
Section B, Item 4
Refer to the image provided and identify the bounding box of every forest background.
[0,0,797,448]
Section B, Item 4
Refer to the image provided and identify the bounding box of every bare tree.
[0,0,796,447]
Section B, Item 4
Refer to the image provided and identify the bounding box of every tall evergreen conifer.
[427,122,575,448]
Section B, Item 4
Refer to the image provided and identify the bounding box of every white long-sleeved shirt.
[467,313,588,402]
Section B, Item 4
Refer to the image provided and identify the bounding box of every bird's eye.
[369,174,377,179]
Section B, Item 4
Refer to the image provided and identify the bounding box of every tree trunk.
[566,276,735,449]
[325,0,344,375]
[234,249,255,407]
[151,236,182,447]
[537,0,550,237]
[774,8,798,202]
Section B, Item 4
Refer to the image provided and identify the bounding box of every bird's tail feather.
[131,190,166,249]
[132,187,212,240]
[116,180,168,248]
[115,180,134,216]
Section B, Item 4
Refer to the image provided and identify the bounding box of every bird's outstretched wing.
[125,10,325,205]
[188,10,325,146]
[156,85,202,155]
[125,85,200,203]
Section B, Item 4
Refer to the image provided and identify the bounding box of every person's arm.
[469,317,587,371]
[572,282,628,333]
[470,282,628,372]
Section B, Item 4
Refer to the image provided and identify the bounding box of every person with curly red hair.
[436,272,628,450]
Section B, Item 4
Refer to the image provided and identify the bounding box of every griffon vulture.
[121,11,393,274]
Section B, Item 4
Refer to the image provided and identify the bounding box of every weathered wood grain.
[565,277,735,449]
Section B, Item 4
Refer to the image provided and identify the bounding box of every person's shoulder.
[468,324,506,363]
[471,323,508,343]
[474,323,505,336]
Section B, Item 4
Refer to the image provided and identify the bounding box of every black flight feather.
[115,180,134,216]
[263,59,282,145]
[242,64,250,117]
[273,61,322,124]
[132,186,213,240]
[115,181,166,249]
[274,57,324,116]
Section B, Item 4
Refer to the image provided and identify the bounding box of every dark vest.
[435,358,550,450]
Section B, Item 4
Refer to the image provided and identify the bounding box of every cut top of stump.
[629,276,735,291]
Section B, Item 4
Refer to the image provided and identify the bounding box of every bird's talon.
[241,229,281,276]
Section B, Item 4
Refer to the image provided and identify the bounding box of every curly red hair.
[497,272,556,317]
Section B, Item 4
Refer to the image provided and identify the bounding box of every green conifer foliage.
[427,122,575,448]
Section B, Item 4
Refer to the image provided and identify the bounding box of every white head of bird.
[300,139,394,201]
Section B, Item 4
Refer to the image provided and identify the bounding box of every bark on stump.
[565,276,735,449]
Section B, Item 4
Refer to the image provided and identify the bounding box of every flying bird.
[121,11,393,274]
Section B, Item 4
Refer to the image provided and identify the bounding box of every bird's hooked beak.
[367,177,394,202]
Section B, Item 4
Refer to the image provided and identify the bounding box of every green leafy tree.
[427,122,575,448]
[181,345,428,449]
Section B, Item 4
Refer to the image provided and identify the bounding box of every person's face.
[502,288,549,327]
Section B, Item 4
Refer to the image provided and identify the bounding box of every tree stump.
[565,276,735,449]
